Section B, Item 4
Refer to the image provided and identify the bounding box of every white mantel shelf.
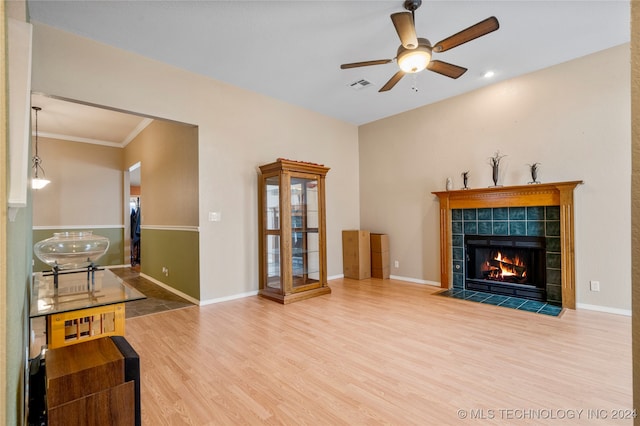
[432,181,583,309]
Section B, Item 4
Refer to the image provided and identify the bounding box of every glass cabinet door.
[290,177,320,288]
[265,176,281,290]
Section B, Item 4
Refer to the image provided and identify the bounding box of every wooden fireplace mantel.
[432,181,583,309]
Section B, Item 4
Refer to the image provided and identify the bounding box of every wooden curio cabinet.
[258,159,331,304]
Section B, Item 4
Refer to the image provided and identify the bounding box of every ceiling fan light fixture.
[397,39,432,73]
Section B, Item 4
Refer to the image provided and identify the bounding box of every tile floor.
[437,288,563,316]
[110,267,195,318]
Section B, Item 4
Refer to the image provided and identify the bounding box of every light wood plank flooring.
[125,278,632,425]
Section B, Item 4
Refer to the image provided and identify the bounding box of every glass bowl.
[34,231,110,270]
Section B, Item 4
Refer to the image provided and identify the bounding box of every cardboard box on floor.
[371,233,390,279]
[342,230,371,279]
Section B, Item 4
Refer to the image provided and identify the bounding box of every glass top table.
[29,268,146,318]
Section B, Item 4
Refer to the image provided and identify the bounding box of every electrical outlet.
[394,260,399,268]
[590,280,600,292]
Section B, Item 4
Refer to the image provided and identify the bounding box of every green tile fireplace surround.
[451,206,561,305]
[433,181,582,309]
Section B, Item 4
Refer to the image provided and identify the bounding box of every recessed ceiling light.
[483,70,495,78]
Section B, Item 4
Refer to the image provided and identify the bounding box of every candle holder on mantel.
[446,177,453,191]
[461,171,470,190]
[488,151,506,187]
[528,162,541,184]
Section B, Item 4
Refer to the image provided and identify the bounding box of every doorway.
[128,162,141,267]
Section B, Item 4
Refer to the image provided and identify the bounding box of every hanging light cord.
[32,106,45,179]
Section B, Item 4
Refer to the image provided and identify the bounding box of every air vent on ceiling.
[348,79,373,90]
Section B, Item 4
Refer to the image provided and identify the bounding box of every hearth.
[465,235,546,301]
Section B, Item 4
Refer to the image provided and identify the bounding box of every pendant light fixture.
[31,106,50,190]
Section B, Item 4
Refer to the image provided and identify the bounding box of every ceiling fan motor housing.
[403,0,422,12]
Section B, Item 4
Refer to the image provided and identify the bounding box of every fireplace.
[433,181,582,308]
[465,235,546,301]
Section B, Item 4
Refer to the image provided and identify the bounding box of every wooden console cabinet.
[258,159,331,304]
[46,337,136,425]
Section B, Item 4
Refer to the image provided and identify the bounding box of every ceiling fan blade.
[379,71,406,92]
[340,59,393,69]
[433,16,499,53]
[391,12,419,49]
[427,60,467,79]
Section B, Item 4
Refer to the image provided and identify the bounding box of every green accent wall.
[140,228,200,300]
[6,206,31,425]
[32,227,124,272]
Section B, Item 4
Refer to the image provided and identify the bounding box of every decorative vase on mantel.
[488,151,506,187]
[492,166,499,186]
[462,171,469,190]
[446,177,453,191]
[528,162,541,184]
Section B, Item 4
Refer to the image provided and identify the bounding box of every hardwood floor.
[124,278,632,425]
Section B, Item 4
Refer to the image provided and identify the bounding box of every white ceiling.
[30,94,152,147]
[27,0,630,132]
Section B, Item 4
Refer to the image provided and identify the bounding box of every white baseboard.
[105,264,131,269]
[328,273,441,287]
[138,272,260,306]
[389,275,441,287]
[576,303,631,316]
[139,272,200,305]
[199,290,259,306]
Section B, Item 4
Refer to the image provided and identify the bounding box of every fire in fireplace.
[482,250,528,283]
[465,235,546,301]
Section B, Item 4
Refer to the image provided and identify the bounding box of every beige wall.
[31,23,361,301]
[124,119,198,227]
[31,119,198,277]
[32,136,122,226]
[360,44,631,312]
[124,119,200,295]
[1,2,6,420]
[631,1,639,422]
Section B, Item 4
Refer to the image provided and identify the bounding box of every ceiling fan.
[340,0,499,92]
